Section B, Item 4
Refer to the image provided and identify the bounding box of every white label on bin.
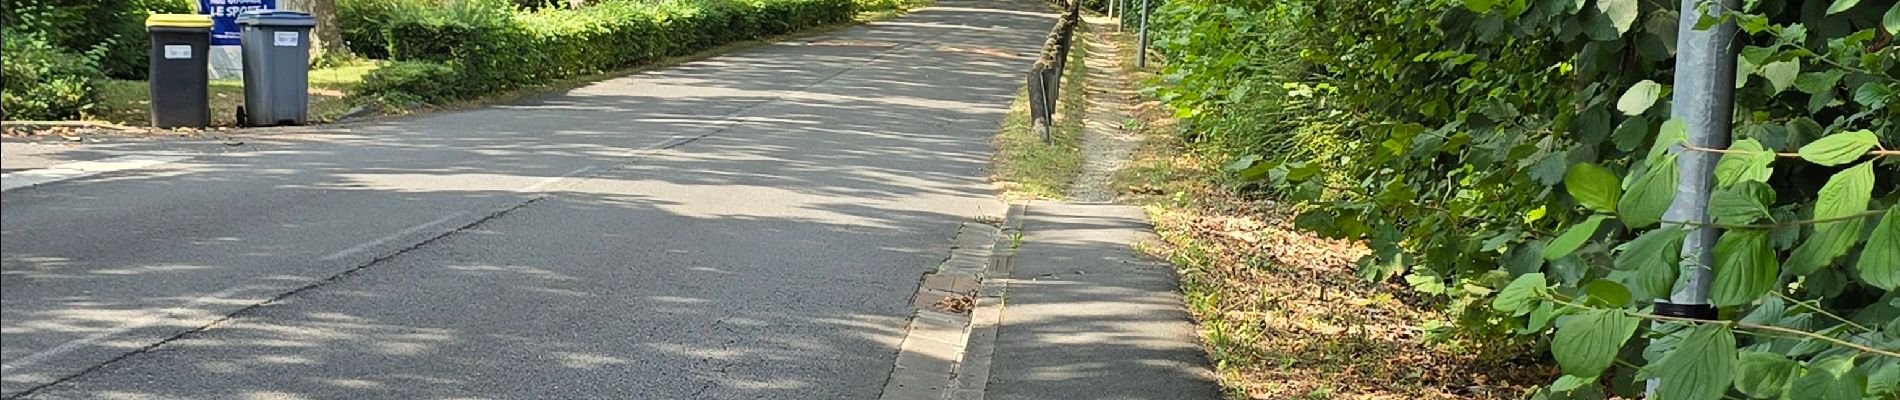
[163,45,191,59]
[274,31,299,47]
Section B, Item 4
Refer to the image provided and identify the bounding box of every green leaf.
[1858,206,1899,290]
[1797,130,1878,166]
[1648,119,1687,165]
[1853,82,1894,107]
[1714,139,1776,187]
[1549,374,1592,393]
[1825,0,1860,15]
[1710,181,1775,225]
[1565,163,1622,213]
[1464,0,1500,12]
[1612,115,1650,152]
[1553,309,1638,378]
[1789,356,1862,400]
[1493,272,1546,315]
[1598,0,1639,34]
[1583,280,1631,307]
[1545,215,1609,260]
[1757,60,1800,93]
[1653,324,1738,400]
[1530,151,1571,186]
[1619,155,1678,228]
[1785,162,1876,275]
[1793,70,1845,94]
[1616,226,1685,299]
[1734,351,1798,398]
[1618,80,1663,115]
[1711,230,1776,307]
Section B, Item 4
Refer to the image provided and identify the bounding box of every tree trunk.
[280,0,349,60]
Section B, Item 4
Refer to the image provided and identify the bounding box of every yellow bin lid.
[147,14,212,28]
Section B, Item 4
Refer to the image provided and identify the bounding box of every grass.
[91,60,381,128]
[1102,26,1553,400]
[990,26,1088,200]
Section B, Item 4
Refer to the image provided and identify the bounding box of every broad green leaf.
[1544,215,1608,260]
[1616,226,1686,299]
[1654,324,1738,400]
[1709,181,1775,225]
[1530,151,1571,186]
[1757,60,1800,93]
[1612,115,1650,152]
[1553,309,1638,377]
[1464,0,1500,12]
[1797,130,1878,166]
[1789,356,1862,400]
[1793,70,1845,94]
[1786,162,1876,275]
[1598,0,1639,34]
[1887,3,1899,35]
[1565,163,1622,213]
[1714,138,1775,187]
[1853,82,1894,107]
[1711,230,1776,307]
[1825,0,1860,15]
[1493,272,1546,315]
[1583,280,1631,307]
[1525,301,1555,333]
[1858,206,1899,290]
[1649,119,1687,164]
[1619,155,1678,228]
[1618,80,1663,115]
[1549,374,1591,393]
[1735,351,1797,398]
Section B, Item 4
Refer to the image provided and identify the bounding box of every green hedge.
[0,0,192,80]
[351,0,854,103]
[1,28,104,120]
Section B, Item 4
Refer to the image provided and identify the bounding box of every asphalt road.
[0,1,1050,397]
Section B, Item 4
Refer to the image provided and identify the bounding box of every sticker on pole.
[273,31,299,47]
[164,45,192,59]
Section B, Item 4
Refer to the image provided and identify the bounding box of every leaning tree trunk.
[280,0,348,60]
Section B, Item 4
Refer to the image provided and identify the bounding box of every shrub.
[0,28,104,121]
[0,0,160,79]
[349,0,856,103]
[358,60,461,103]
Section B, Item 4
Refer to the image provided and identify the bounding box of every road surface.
[0,1,1050,397]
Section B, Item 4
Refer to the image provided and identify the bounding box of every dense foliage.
[343,0,854,103]
[1134,0,1899,398]
[0,0,194,79]
[0,28,105,120]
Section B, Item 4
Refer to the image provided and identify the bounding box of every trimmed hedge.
[351,0,854,103]
[1,28,104,120]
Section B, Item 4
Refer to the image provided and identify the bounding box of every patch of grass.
[990,29,1088,200]
[91,60,382,128]
[1104,28,1550,400]
[855,0,934,20]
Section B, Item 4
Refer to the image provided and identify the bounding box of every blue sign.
[197,0,276,46]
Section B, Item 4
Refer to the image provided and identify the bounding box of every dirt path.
[1063,17,1139,203]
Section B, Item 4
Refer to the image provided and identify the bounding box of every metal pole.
[1136,0,1149,68]
[1647,0,1737,394]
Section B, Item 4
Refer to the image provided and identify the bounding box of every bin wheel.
[235,106,248,127]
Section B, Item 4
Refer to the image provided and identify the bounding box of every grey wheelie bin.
[236,10,316,126]
[145,14,213,129]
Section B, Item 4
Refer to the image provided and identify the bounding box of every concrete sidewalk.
[984,201,1219,400]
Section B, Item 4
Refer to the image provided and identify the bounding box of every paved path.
[984,202,1219,400]
[0,1,1051,398]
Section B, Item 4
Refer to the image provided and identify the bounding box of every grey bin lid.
[236,10,316,27]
